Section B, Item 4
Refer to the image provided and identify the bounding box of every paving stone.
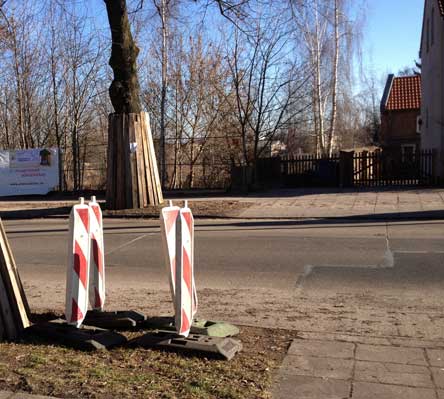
[352,382,436,399]
[288,339,354,359]
[281,355,354,380]
[273,375,350,399]
[354,361,433,388]
[432,367,444,389]
[298,332,391,346]
[427,349,444,367]
[390,338,444,349]
[0,392,13,399]
[356,344,427,366]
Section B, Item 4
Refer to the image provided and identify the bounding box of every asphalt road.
[5,217,444,335]
[4,217,443,290]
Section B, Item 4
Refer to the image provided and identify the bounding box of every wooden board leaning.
[0,218,30,340]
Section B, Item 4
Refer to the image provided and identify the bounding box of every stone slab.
[355,361,433,388]
[352,382,436,399]
[427,349,444,367]
[281,355,353,380]
[297,331,391,346]
[287,339,354,359]
[273,375,350,399]
[432,367,444,389]
[356,344,427,366]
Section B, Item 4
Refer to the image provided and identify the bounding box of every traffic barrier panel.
[88,196,105,311]
[176,205,194,337]
[160,202,181,315]
[160,201,196,337]
[65,198,90,328]
[181,201,197,318]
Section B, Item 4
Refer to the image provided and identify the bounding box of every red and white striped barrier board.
[181,201,198,318]
[65,198,90,327]
[88,196,105,311]
[160,201,196,337]
[160,202,181,315]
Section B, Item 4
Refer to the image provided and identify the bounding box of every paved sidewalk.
[273,332,444,399]
[238,188,444,219]
[1,188,444,220]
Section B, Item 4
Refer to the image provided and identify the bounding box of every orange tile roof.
[385,75,421,111]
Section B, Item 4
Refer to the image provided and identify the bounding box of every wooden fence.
[280,149,436,188]
[281,154,340,187]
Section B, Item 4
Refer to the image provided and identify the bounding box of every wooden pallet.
[0,218,30,340]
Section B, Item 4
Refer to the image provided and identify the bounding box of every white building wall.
[421,0,444,178]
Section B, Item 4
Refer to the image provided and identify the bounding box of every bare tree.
[226,16,306,175]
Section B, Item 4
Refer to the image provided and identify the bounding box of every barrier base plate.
[131,331,242,360]
[83,310,146,330]
[141,317,240,337]
[25,319,127,351]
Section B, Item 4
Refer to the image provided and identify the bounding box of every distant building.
[420,0,444,178]
[380,74,421,160]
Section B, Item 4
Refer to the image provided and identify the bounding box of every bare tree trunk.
[327,0,339,156]
[158,0,168,189]
[314,0,325,155]
[104,0,141,114]
[10,24,26,149]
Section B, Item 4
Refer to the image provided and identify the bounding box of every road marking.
[394,250,444,254]
[295,265,313,289]
[105,233,153,256]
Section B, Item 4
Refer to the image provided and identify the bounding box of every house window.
[416,116,422,134]
[432,8,435,45]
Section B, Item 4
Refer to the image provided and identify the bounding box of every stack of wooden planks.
[0,218,30,340]
[106,112,163,210]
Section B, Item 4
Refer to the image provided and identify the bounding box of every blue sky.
[365,0,424,76]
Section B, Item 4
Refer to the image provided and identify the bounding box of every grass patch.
[0,324,294,398]
[103,200,253,219]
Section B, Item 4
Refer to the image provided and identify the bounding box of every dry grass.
[103,200,253,219]
[0,321,295,399]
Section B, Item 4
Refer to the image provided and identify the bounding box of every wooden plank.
[134,116,148,207]
[140,113,156,205]
[106,114,115,210]
[116,115,126,209]
[0,220,30,332]
[0,221,30,317]
[123,114,133,208]
[0,270,17,340]
[0,310,5,341]
[128,114,139,209]
[143,113,163,204]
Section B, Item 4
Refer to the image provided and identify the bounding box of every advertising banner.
[0,148,59,196]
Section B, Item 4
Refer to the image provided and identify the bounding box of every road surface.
[5,217,444,339]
